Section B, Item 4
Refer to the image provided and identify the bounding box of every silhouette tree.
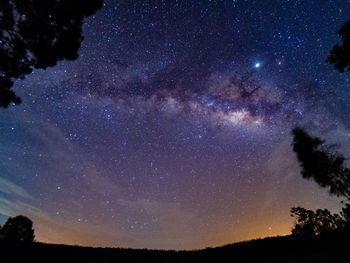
[290,207,344,237]
[0,0,103,108]
[327,19,350,72]
[0,215,34,243]
[340,203,350,229]
[292,127,350,200]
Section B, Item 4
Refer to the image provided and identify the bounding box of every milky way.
[1,0,350,249]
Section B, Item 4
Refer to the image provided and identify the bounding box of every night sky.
[1,0,350,250]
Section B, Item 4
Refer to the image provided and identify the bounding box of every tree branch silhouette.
[0,0,103,108]
[327,19,350,72]
[292,127,350,200]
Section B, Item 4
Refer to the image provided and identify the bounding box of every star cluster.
[1,0,350,249]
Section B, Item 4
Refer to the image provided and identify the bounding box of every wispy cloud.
[0,177,33,200]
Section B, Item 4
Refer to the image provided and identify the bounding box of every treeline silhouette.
[1,227,349,263]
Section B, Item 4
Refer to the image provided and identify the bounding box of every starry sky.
[1,0,350,250]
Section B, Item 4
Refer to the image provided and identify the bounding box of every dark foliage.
[0,215,34,243]
[340,203,350,227]
[0,0,103,107]
[292,127,350,200]
[327,20,350,72]
[290,206,344,237]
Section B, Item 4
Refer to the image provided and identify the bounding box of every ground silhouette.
[1,231,349,263]
[1,214,349,263]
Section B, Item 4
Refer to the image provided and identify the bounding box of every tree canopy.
[0,215,35,243]
[290,207,344,237]
[0,0,103,107]
[327,19,350,72]
[292,127,350,200]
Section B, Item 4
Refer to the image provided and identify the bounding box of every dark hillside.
[1,231,349,263]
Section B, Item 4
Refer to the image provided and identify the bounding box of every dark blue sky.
[1,0,350,249]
